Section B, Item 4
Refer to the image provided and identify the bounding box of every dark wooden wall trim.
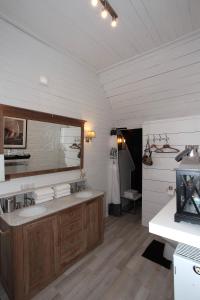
[0,104,86,126]
[5,166,81,180]
[0,104,86,180]
[0,110,3,155]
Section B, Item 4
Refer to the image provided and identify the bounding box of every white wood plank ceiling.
[0,0,200,71]
[100,29,200,128]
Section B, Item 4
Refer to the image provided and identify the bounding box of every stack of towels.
[123,189,141,201]
[33,187,54,204]
[53,183,71,199]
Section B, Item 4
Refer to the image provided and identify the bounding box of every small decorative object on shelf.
[175,145,200,225]
[4,153,31,160]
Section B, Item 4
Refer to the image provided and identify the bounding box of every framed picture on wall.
[3,116,27,149]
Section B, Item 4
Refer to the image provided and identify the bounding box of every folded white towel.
[34,190,53,198]
[34,187,53,196]
[124,189,138,195]
[34,194,54,201]
[55,191,71,199]
[124,193,141,201]
[53,184,71,192]
[54,192,71,197]
[54,189,70,196]
[34,191,54,197]
[35,197,53,204]
[54,189,71,195]
[124,190,138,198]
[54,188,70,192]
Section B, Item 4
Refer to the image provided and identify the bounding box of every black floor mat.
[142,239,171,269]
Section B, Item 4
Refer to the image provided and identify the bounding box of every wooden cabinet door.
[86,197,103,251]
[0,227,12,297]
[58,204,86,271]
[23,216,58,297]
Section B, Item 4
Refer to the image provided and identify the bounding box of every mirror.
[0,105,85,180]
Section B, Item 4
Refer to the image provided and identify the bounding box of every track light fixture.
[91,0,98,7]
[90,0,118,28]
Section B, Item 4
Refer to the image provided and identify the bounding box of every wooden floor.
[0,212,173,300]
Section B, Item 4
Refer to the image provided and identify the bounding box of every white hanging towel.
[118,147,135,196]
[111,160,121,204]
[109,135,121,205]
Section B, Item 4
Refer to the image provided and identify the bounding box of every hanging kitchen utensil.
[142,137,153,166]
[142,150,153,166]
[150,143,162,152]
[155,143,179,153]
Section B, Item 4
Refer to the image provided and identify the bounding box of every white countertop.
[149,197,200,248]
[0,190,104,227]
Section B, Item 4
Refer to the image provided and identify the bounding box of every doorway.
[119,128,143,214]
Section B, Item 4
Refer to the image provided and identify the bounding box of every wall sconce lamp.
[117,135,125,144]
[85,130,96,142]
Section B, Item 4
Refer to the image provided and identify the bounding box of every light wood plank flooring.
[0,212,173,300]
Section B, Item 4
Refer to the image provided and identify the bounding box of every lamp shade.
[87,130,96,138]
[85,130,96,142]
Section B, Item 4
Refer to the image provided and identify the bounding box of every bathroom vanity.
[0,191,104,300]
[0,104,105,300]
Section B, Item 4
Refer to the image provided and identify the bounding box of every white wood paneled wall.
[0,19,112,207]
[99,29,200,128]
[142,115,200,227]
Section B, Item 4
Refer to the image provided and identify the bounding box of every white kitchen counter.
[149,197,200,248]
[0,190,104,227]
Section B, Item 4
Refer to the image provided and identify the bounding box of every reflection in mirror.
[4,119,81,176]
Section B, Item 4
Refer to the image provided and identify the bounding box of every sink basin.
[75,191,93,198]
[18,206,47,218]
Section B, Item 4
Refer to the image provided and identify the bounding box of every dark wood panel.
[0,103,86,179]
[59,205,83,225]
[0,228,12,298]
[0,219,24,300]
[0,196,104,300]
[86,197,104,250]
[5,166,80,180]
[58,204,86,271]
[12,226,24,300]
[0,110,3,155]
[0,104,85,126]
[23,216,59,298]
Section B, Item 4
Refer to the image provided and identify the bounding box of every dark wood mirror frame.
[0,104,86,180]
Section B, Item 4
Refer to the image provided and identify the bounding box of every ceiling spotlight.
[101,8,108,19]
[111,18,117,27]
[91,0,118,28]
[91,0,98,7]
